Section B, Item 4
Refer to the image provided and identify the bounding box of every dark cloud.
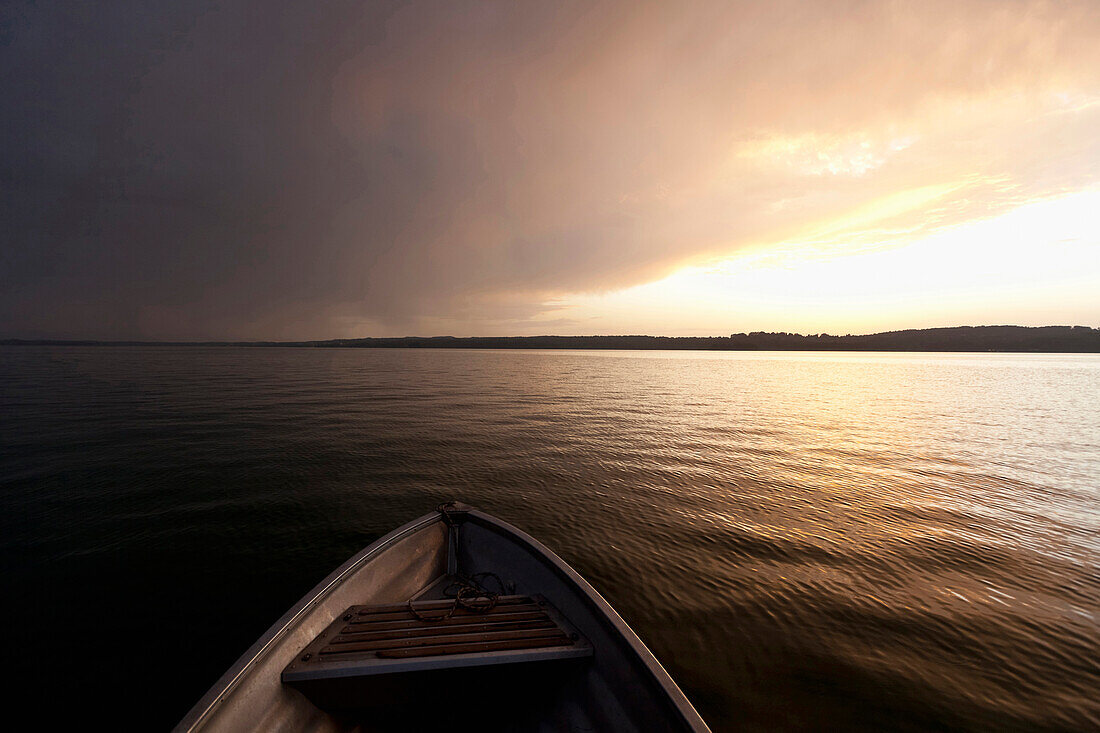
[2,1,1098,338]
[2,0,393,338]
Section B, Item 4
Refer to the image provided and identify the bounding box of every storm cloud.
[3,0,1099,338]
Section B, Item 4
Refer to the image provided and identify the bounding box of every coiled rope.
[407,502,509,621]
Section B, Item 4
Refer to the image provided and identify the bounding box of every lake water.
[1,346,1097,731]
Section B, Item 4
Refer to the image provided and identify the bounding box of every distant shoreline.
[3,326,1099,352]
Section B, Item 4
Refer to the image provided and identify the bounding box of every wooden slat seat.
[282,594,592,702]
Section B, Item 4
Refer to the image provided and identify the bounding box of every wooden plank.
[342,609,547,632]
[345,601,541,624]
[375,634,573,659]
[330,619,556,644]
[320,627,567,656]
[345,598,539,620]
[339,614,552,636]
[350,595,532,615]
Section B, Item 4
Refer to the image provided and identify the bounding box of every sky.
[2,0,1099,340]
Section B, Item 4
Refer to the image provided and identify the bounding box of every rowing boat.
[175,503,710,732]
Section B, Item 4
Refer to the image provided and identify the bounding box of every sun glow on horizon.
[551,189,1100,335]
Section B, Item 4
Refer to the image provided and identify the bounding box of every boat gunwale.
[173,511,442,732]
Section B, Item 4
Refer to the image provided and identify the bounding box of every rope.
[406,503,509,621]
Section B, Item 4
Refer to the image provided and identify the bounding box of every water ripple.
[1,347,1098,730]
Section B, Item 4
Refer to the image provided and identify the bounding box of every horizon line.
[3,324,1099,348]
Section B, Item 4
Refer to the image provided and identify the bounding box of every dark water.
[1,346,1097,731]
